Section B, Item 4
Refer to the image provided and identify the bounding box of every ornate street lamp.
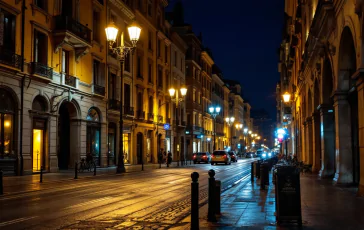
[105,20,141,173]
[243,128,248,151]
[209,106,221,151]
[225,117,235,150]
[169,87,188,165]
[282,92,291,103]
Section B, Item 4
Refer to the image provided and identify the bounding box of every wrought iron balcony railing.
[31,62,53,79]
[65,74,76,87]
[94,84,105,96]
[54,15,91,43]
[124,106,134,116]
[0,47,22,69]
[108,99,120,110]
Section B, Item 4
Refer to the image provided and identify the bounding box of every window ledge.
[30,4,50,23]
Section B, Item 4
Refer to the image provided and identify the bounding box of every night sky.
[167,0,285,121]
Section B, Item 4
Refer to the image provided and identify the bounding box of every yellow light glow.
[128,21,141,47]
[282,92,291,103]
[180,87,187,96]
[105,22,119,44]
[169,88,176,97]
[4,121,11,127]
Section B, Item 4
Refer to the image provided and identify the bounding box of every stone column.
[306,117,313,165]
[356,75,364,196]
[301,122,306,162]
[333,92,353,184]
[318,104,335,178]
[311,112,321,173]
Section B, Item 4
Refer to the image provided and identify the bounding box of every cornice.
[201,51,214,66]
[109,0,135,20]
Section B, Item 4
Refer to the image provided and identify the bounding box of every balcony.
[108,99,120,110]
[30,62,53,79]
[147,113,154,121]
[136,110,145,120]
[94,84,105,96]
[53,15,91,61]
[64,74,77,88]
[124,106,134,116]
[0,47,22,69]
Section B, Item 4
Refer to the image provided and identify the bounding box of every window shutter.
[99,62,105,86]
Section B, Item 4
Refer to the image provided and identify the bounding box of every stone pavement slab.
[195,173,364,230]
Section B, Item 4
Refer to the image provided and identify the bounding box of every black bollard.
[40,166,43,183]
[260,163,265,190]
[256,161,261,179]
[191,172,199,230]
[207,169,217,222]
[215,180,221,215]
[251,162,254,181]
[94,163,96,176]
[74,162,78,179]
[0,169,3,195]
[142,159,144,171]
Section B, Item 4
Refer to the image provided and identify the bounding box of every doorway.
[32,128,44,171]
[58,103,70,169]
[137,132,143,164]
[108,123,116,166]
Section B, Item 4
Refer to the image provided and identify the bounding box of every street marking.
[63,197,112,210]
[0,216,38,227]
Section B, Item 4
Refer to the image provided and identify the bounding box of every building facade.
[278,0,364,195]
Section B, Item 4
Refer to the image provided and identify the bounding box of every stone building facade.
[278,0,364,195]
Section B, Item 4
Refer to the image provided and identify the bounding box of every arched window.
[0,89,15,158]
[32,95,47,112]
[86,108,100,122]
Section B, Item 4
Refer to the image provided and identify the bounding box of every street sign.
[163,123,170,130]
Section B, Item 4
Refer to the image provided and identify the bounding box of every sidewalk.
[1,161,192,193]
[197,173,364,230]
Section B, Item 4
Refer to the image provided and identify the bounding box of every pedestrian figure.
[163,151,167,164]
[158,150,163,164]
[167,151,172,166]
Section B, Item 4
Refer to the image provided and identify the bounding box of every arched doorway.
[137,132,143,164]
[58,100,78,169]
[31,95,48,172]
[312,79,321,172]
[335,27,359,184]
[0,88,17,174]
[108,122,117,166]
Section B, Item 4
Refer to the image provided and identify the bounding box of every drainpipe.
[19,0,26,176]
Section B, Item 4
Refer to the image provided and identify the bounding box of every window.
[157,39,161,57]
[108,73,116,99]
[197,92,201,104]
[148,96,153,114]
[165,45,168,62]
[165,102,169,119]
[0,10,16,51]
[86,108,101,166]
[0,89,15,159]
[33,30,48,65]
[193,89,196,102]
[158,66,163,88]
[174,51,177,67]
[148,0,152,16]
[93,60,105,86]
[148,31,152,50]
[124,54,130,72]
[138,0,143,11]
[180,58,183,71]
[148,61,153,83]
[124,84,131,106]
[93,10,100,42]
[165,72,169,89]
[35,0,47,11]
[137,56,143,78]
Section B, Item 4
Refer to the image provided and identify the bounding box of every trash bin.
[275,165,302,226]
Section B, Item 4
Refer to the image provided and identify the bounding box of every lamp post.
[169,87,187,165]
[208,106,221,151]
[282,92,291,158]
[235,123,242,153]
[225,117,235,150]
[105,20,141,173]
[243,128,248,152]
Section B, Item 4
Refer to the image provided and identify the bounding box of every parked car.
[193,152,211,164]
[228,151,238,162]
[211,150,231,165]
[245,152,255,158]
[255,150,263,158]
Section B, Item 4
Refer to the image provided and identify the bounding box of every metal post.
[94,163,96,176]
[117,60,126,173]
[0,169,3,195]
[285,139,288,159]
[40,166,43,183]
[142,158,144,171]
[207,169,217,222]
[251,162,254,181]
[191,172,199,230]
[177,152,179,166]
[215,180,221,215]
[260,163,265,190]
[213,118,216,150]
[74,162,78,179]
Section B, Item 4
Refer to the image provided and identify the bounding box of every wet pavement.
[1,160,364,229]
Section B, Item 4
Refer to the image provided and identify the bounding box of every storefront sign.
[163,123,170,130]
